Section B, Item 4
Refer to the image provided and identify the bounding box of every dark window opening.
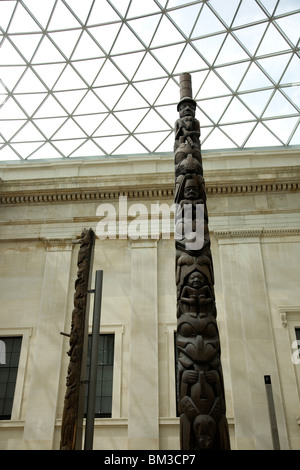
[0,337,22,420]
[84,334,114,418]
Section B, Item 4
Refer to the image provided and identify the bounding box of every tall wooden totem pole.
[175,73,230,450]
[60,228,95,450]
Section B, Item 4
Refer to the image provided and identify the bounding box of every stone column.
[22,239,73,450]
[216,230,289,450]
[127,239,159,450]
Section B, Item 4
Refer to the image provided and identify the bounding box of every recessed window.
[84,334,114,418]
[0,337,22,420]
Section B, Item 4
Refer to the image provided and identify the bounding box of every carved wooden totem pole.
[60,228,95,450]
[175,74,230,450]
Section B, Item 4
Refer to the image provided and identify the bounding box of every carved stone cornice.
[214,227,300,239]
[0,178,299,205]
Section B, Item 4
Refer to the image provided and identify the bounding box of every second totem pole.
[174,73,230,450]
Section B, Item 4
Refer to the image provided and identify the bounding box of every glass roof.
[0,0,299,162]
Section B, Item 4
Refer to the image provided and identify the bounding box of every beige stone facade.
[0,148,300,450]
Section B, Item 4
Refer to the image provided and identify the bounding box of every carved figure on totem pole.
[175,74,230,450]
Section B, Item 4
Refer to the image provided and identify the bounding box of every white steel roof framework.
[0,0,299,161]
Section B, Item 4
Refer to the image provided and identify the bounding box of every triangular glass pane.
[258,54,291,83]
[87,0,120,25]
[22,0,56,29]
[15,92,47,116]
[197,71,230,99]
[32,35,65,63]
[113,52,145,81]
[0,39,25,65]
[53,64,87,91]
[0,66,27,91]
[0,97,27,119]
[94,84,127,109]
[52,118,87,139]
[72,58,105,85]
[93,59,126,86]
[11,141,44,159]
[151,43,185,74]
[34,94,68,118]
[34,117,68,138]
[238,62,272,91]
[155,132,174,153]
[14,67,48,93]
[0,145,20,161]
[127,0,161,17]
[88,24,122,54]
[208,0,240,27]
[220,97,255,123]
[74,90,107,114]
[94,135,127,154]
[135,109,171,132]
[198,96,232,123]
[215,34,249,65]
[135,131,171,152]
[109,0,130,18]
[47,0,81,30]
[134,78,168,106]
[281,55,300,84]
[193,34,226,65]
[95,114,127,137]
[259,0,277,15]
[168,4,201,37]
[63,0,93,24]
[196,107,215,127]
[151,15,185,47]
[155,104,178,126]
[11,121,44,141]
[192,4,226,37]
[263,90,298,117]
[240,89,273,117]
[202,127,237,149]
[245,122,281,147]
[0,1,18,32]
[8,3,42,33]
[127,15,160,46]
[49,30,82,59]
[167,0,195,6]
[71,31,102,61]
[54,89,87,114]
[220,122,256,146]
[217,62,250,91]
[232,0,267,27]
[281,84,300,108]
[234,23,268,55]
[264,117,299,143]
[74,114,107,136]
[114,109,148,132]
[112,24,143,54]
[28,142,63,159]
[52,138,86,157]
[112,135,147,155]
[70,139,104,157]
[174,44,207,74]
[275,1,300,14]
[0,119,26,140]
[155,79,181,106]
[34,63,66,89]
[257,24,290,56]
[134,52,167,81]
[290,121,300,145]
[10,33,42,61]
[114,85,148,110]
[276,13,300,46]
